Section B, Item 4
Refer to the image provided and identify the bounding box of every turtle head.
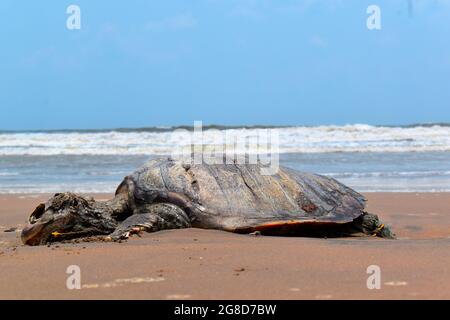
[21,193,117,246]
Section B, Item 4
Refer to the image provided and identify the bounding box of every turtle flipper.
[108,203,191,241]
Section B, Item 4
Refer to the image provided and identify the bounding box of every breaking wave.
[0,124,450,156]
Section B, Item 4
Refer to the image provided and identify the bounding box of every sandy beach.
[0,192,449,300]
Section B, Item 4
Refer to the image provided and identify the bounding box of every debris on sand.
[233,267,246,275]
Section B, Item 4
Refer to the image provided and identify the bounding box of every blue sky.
[1,0,449,130]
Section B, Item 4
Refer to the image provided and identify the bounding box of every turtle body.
[21,158,394,245]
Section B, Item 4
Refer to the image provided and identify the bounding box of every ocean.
[1,124,450,193]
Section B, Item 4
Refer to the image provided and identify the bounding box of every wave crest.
[0,124,449,155]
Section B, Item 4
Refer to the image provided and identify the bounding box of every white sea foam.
[0,172,19,176]
[3,179,450,194]
[324,170,450,178]
[1,124,450,155]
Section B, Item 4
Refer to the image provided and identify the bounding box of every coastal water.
[1,124,450,193]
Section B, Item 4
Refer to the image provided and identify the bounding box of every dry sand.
[0,193,449,299]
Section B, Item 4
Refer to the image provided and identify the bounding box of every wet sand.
[0,193,449,299]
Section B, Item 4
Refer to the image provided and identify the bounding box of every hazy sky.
[1,0,449,130]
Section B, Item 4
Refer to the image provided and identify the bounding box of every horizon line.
[1,122,450,134]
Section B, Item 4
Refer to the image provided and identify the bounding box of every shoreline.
[1,192,449,299]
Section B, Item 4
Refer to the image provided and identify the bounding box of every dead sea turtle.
[21,158,394,245]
